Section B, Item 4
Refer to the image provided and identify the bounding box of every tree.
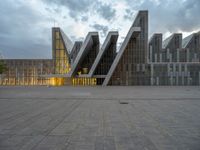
[0,60,7,74]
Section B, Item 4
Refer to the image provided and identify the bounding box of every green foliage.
[0,60,7,74]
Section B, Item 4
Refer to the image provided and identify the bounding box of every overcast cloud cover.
[0,0,199,58]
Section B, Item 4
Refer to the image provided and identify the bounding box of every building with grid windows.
[1,10,200,86]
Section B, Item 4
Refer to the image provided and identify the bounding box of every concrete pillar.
[136,64,140,72]
[155,53,157,62]
[149,45,152,63]
[185,64,187,73]
[182,72,184,85]
[194,53,197,62]
[187,72,190,85]
[169,54,172,62]
[156,77,159,86]
[187,49,189,62]
[179,64,181,75]
[142,64,145,72]
[173,63,176,73]
[170,76,173,85]
[151,64,154,85]
[185,64,187,85]
[170,72,173,86]
[167,64,170,85]
[160,53,162,62]
[176,73,179,85]
[167,64,170,77]
[176,64,179,85]
[173,64,176,85]
[126,72,128,86]
[167,48,170,60]
[177,49,179,62]
[178,64,182,85]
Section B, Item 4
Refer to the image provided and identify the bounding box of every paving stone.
[0,86,200,150]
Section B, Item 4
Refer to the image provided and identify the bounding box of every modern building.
[1,10,200,86]
[0,59,54,85]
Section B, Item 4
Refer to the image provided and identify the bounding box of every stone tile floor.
[0,86,200,150]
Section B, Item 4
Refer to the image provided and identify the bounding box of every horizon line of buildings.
[1,10,200,86]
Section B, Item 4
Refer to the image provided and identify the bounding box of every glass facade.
[52,28,71,74]
[94,40,117,75]
[0,59,53,85]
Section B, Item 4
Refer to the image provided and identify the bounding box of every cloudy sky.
[0,0,199,59]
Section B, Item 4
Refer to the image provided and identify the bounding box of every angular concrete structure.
[182,32,200,62]
[162,33,182,62]
[88,31,118,84]
[68,32,99,77]
[70,41,83,64]
[103,10,148,85]
[149,34,162,62]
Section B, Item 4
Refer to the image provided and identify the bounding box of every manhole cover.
[119,101,129,104]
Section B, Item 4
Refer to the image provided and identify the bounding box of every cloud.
[123,9,137,20]
[96,1,116,21]
[0,0,51,59]
[90,24,109,37]
[81,16,88,22]
[171,0,200,32]
[43,0,116,21]
[125,0,200,36]
[43,0,94,21]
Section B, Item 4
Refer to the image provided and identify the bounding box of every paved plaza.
[0,86,200,150]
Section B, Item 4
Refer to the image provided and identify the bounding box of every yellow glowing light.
[49,77,65,86]
[71,77,97,86]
